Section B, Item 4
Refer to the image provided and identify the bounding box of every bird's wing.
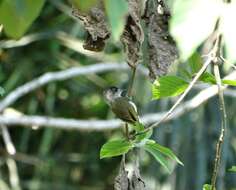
[127,100,139,122]
[111,97,138,123]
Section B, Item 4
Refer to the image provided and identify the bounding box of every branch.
[1,125,21,190]
[0,70,235,131]
[0,63,147,112]
[0,31,56,49]
[220,56,236,70]
[1,125,16,155]
[211,64,227,189]
[127,67,137,97]
[0,32,112,61]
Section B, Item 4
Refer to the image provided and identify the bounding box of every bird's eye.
[110,86,118,92]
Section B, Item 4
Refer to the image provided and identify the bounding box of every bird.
[103,86,139,124]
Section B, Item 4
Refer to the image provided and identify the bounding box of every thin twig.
[1,125,16,155]
[0,70,235,131]
[0,32,113,61]
[0,31,57,49]
[0,148,42,165]
[211,64,227,190]
[220,56,236,70]
[1,125,21,190]
[127,67,137,97]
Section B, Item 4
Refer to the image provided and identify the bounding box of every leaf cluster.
[100,122,183,173]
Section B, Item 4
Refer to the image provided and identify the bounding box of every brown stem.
[211,64,227,190]
[127,67,137,97]
[124,123,130,140]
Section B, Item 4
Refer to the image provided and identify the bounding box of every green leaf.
[132,123,152,145]
[222,79,236,86]
[104,0,128,41]
[144,142,172,173]
[100,139,133,159]
[228,166,236,172]
[203,184,215,190]
[200,72,216,84]
[134,130,153,144]
[0,87,5,96]
[178,67,192,80]
[222,2,236,63]
[146,140,183,166]
[0,0,45,39]
[71,0,99,13]
[199,73,236,86]
[170,0,221,61]
[144,140,183,173]
[188,53,216,85]
[188,53,203,74]
[152,76,189,99]
[133,122,145,132]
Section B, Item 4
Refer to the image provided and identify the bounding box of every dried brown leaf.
[72,3,110,52]
[145,0,178,81]
[121,0,144,68]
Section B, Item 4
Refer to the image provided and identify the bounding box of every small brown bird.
[103,87,139,124]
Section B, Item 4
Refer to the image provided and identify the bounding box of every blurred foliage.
[0,0,236,190]
[0,0,45,38]
[170,0,236,62]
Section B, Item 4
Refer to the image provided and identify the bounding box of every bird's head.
[103,86,124,104]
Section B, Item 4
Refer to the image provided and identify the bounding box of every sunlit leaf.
[152,76,188,99]
[200,72,216,84]
[133,123,153,143]
[228,166,236,172]
[189,53,203,74]
[100,139,133,159]
[170,0,221,61]
[134,130,153,144]
[203,184,215,190]
[222,2,236,63]
[222,79,236,86]
[104,0,128,41]
[133,122,145,132]
[199,73,236,86]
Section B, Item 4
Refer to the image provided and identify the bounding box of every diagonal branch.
[0,70,235,131]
